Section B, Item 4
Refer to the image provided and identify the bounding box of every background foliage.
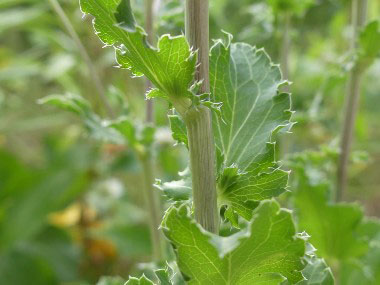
[0,0,379,284]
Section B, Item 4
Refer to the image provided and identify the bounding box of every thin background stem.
[279,11,291,157]
[145,0,155,123]
[48,0,114,118]
[280,12,291,92]
[140,0,165,261]
[336,0,368,202]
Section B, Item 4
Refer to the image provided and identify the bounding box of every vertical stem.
[140,0,164,261]
[186,0,210,94]
[337,0,367,201]
[145,0,154,123]
[279,12,291,157]
[48,0,114,118]
[280,12,291,92]
[185,0,219,233]
[140,153,164,261]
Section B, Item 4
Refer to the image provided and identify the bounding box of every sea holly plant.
[78,0,334,283]
[162,38,293,222]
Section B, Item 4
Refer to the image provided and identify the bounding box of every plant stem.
[279,12,291,157]
[140,0,165,262]
[145,0,154,123]
[185,0,219,233]
[337,0,367,202]
[280,12,291,92]
[48,0,114,118]
[139,152,164,261]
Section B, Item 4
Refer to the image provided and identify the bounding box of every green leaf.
[162,200,306,284]
[125,275,154,285]
[110,118,138,146]
[38,93,91,115]
[154,265,174,285]
[218,143,289,221]
[110,118,155,150]
[210,35,291,220]
[357,20,380,69]
[0,145,92,250]
[268,0,314,17]
[340,219,380,285]
[168,114,188,147]
[154,168,192,201]
[295,185,367,261]
[293,244,334,285]
[39,94,123,144]
[290,151,368,261]
[297,256,334,285]
[210,39,291,171]
[0,226,81,285]
[223,206,240,228]
[80,0,196,113]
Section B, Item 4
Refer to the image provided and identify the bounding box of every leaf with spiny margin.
[80,0,196,107]
[154,264,176,285]
[154,269,171,285]
[218,143,289,222]
[290,151,368,261]
[154,168,192,201]
[223,206,240,228]
[125,275,154,285]
[210,35,291,222]
[210,37,291,171]
[290,244,334,285]
[296,256,334,285]
[119,266,180,285]
[168,114,188,147]
[38,94,123,144]
[162,200,306,284]
[357,20,380,70]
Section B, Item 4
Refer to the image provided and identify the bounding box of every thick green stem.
[48,0,114,118]
[337,0,367,202]
[140,153,164,261]
[185,0,219,233]
[184,106,219,233]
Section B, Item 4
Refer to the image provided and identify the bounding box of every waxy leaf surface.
[210,38,291,220]
[162,200,305,284]
[80,0,196,108]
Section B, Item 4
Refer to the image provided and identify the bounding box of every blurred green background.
[0,0,379,284]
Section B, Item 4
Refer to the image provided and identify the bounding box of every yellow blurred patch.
[48,203,81,227]
[87,239,117,261]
